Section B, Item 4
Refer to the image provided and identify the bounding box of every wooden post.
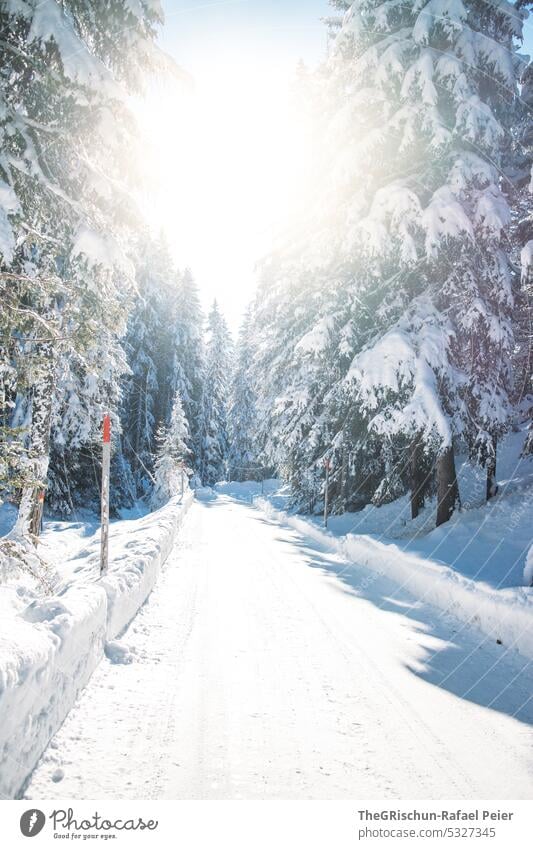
[100,413,111,575]
[324,459,330,528]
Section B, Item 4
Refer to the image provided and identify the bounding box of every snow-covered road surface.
[26,496,533,799]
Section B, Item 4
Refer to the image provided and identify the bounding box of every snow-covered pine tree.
[317,0,526,522]
[507,33,532,454]
[249,0,529,523]
[0,0,172,534]
[151,391,191,509]
[198,301,232,486]
[118,235,177,500]
[228,307,260,481]
[251,259,351,507]
[170,269,205,467]
[47,322,131,517]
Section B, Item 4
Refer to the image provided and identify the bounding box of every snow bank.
[0,493,193,799]
[102,493,193,639]
[255,498,533,661]
[0,584,106,800]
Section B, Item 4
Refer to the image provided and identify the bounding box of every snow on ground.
[215,432,533,660]
[26,495,533,800]
[319,430,533,590]
[3,430,532,800]
[256,496,533,660]
[216,430,533,593]
[0,493,192,799]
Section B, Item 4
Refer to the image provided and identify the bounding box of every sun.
[133,57,315,328]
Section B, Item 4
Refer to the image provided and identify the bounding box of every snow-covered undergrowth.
[0,493,193,799]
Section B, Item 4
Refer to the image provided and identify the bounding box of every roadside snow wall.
[255,499,533,661]
[0,493,193,799]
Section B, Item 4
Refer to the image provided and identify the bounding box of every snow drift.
[254,498,533,661]
[0,493,193,799]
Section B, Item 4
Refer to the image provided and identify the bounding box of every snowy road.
[26,495,533,799]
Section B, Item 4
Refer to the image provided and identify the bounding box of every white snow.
[0,493,192,799]
[521,240,533,282]
[256,496,533,660]
[247,430,533,661]
[525,546,533,587]
[70,225,135,279]
[295,316,334,355]
[24,494,533,800]
[0,178,20,263]
[423,185,474,254]
[347,297,455,444]
[26,0,120,97]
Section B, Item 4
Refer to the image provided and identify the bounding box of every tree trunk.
[340,430,348,513]
[486,436,498,501]
[436,444,460,527]
[15,340,56,537]
[410,434,425,520]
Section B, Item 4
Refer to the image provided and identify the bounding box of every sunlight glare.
[135,58,315,329]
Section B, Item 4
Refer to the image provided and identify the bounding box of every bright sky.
[137,0,331,331]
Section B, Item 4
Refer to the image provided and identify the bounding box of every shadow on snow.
[208,492,533,729]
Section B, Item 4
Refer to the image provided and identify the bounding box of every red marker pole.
[100,413,111,575]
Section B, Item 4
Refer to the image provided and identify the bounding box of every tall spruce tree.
[330,0,526,522]
[0,0,170,534]
[250,0,528,524]
[199,301,232,486]
[228,308,260,481]
[170,269,205,467]
[119,235,177,500]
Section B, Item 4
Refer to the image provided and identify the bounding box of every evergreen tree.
[199,301,232,486]
[151,391,191,509]
[228,308,260,481]
[119,235,177,499]
[329,0,526,521]
[0,0,169,535]
[250,0,528,524]
[170,269,205,466]
[508,44,532,453]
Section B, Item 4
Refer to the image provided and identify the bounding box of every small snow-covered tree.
[151,392,191,509]
[199,301,232,486]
